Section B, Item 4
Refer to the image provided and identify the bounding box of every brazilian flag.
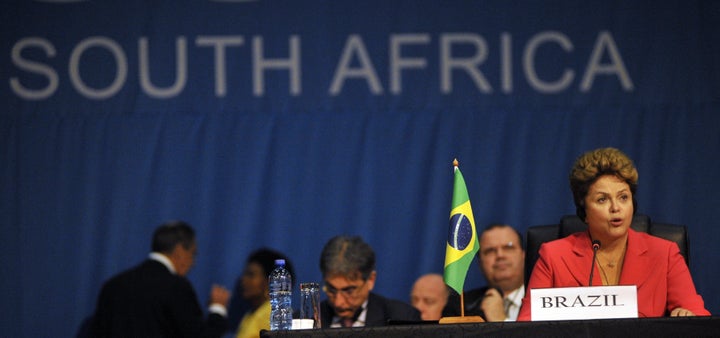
[443,161,479,295]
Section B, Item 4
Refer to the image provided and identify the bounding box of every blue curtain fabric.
[1,1,719,336]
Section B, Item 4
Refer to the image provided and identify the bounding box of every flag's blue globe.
[448,213,472,250]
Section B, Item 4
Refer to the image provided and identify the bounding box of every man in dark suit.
[318,235,420,328]
[443,224,525,321]
[92,220,230,338]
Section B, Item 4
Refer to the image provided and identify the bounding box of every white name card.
[530,285,637,321]
[291,319,314,330]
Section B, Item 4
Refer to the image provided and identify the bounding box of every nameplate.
[530,285,637,321]
[291,319,314,330]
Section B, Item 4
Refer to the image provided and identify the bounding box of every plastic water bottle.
[269,259,293,330]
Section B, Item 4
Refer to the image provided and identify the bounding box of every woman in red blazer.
[518,148,710,321]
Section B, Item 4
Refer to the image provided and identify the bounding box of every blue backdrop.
[2,1,719,336]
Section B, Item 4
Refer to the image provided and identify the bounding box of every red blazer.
[518,229,710,320]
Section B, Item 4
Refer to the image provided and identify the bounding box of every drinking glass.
[298,282,321,329]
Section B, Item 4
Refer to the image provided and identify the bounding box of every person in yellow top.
[236,248,294,338]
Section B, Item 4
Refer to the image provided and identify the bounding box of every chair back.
[524,214,689,286]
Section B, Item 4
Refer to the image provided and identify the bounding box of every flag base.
[438,316,485,324]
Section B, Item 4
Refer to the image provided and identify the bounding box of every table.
[260,316,720,337]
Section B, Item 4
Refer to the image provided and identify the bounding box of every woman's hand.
[670,307,696,317]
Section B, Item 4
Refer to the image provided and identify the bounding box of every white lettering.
[7,31,633,101]
[390,34,430,94]
[501,32,512,93]
[524,31,574,93]
[253,35,301,97]
[139,37,188,99]
[580,31,634,92]
[329,35,383,95]
[440,33,492,94]
[196,35,244,97]
[69,37,127,100]
[10,37,59,100]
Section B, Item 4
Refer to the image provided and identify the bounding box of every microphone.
[588,240,601,286]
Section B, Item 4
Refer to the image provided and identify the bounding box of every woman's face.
[583,174,634,243]
[241,262,269,301]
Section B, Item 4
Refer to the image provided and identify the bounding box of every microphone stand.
[589,240,601,286]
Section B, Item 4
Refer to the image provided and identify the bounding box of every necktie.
[341,306,363,327]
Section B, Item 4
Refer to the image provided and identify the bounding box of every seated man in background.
[319,235,421,327]
[410,273,449,321]
[92,220,230,338]
[443,224,525,321]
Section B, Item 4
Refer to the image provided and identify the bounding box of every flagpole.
[439,158,484,324]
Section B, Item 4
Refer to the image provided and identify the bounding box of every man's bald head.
[410,274,449,320]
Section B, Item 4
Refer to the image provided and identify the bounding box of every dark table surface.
[260,316,720,338]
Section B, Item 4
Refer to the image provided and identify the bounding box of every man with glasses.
[442,224,525,321]
[318,235,421,327]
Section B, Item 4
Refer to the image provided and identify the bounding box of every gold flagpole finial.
[453,158,459,167]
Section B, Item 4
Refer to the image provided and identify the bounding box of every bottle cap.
[275,259,285,266]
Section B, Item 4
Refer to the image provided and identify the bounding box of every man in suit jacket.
[318,235,420,328]
[92,220,231,338]
[443,224,526,321]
